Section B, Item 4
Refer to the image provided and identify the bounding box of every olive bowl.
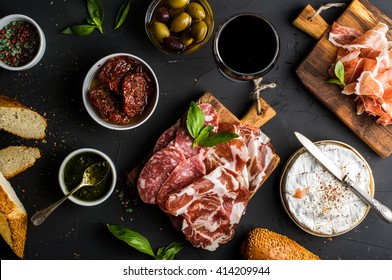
[145,0,214,55]
[0,14,46,71]
[82,53,159,130]
[58,148,117,207]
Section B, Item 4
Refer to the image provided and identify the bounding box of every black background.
[1,0,391,260]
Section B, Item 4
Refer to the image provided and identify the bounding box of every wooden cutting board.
[294,0,392,157]
[128,92,280,195]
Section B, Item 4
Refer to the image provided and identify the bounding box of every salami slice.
[137,146,186,204]
[157,151,206,212]
[153,120,180,153]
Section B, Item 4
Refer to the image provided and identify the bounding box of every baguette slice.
[0,146,41,179]
[241,228,320,260]
[0,171,27,258]
[0,95,47,139]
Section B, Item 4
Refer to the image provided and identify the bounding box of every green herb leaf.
[186,101,204,139]
[193,125,213,148]
[199,131,239,147]
[61,24,97,36]
[114,0,131,29]
[107,224,155,257]
[155,242,186,260]
[87,0,104,33]
[328,60,346,86]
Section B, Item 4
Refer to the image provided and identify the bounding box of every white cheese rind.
[283,143,371,236]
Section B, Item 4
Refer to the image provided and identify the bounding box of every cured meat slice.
[157,151,206,212]
[165,166,250,251]
[343,23,389,52]
[137,146,186,204]
[204,122,249,178]
[329,22,362,48]
[98,56,140,94]
[153,120,180,153]
[235,124,276,193]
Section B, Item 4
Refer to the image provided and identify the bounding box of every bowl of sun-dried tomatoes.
[82,53,159,130]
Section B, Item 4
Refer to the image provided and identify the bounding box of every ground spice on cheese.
[0,20,39,67]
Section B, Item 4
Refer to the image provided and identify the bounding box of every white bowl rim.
[82,53,159,130]
[0,14,46,71]
[58,148,117,206]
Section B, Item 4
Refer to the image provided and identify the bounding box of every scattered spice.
[0,20,40,67]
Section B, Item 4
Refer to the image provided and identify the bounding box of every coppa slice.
[137,146,186,204]
[165,166,250,251]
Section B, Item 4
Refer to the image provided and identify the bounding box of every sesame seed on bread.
[241,228,320,260]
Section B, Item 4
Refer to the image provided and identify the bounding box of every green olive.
[186,2,206,20]
[170,12,192,33]
[167,0,189,9]
[190,20,208,43]
[151,21,170,43]
[180,30,194,46]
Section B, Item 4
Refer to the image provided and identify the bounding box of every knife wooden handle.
[343,175,392,223]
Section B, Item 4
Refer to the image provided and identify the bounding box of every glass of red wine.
[213,13,280,82]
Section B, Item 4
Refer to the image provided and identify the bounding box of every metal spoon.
[31,161,110,226]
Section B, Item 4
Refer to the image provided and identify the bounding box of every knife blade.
[294,132,392,224]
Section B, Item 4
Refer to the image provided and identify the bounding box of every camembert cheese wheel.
[280,141,374,237]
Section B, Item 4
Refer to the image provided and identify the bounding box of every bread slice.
[0,171,27,258]
[0,146,41,179]
[241,228,320,260]
[0,95,47,139]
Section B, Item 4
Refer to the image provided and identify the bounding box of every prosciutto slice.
[328,22,392,125]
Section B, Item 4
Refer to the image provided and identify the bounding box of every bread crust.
[0,146,41,179]
[0,173,27,259]
[0,95,47,139]
[241,228,320,260]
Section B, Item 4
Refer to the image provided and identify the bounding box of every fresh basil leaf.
[193,125,213,148]
[199,131,239,147]
[155,242,186,260]
[334,60,345,85]
[186,101,204,139]
[61,24,97,36]
[327,78,343,85]
[114,0,131,29]
[87,0,104,33]
[107,224,155,257]
[87,18,96,25]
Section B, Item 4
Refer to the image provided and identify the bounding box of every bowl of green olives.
[145,0,214,55]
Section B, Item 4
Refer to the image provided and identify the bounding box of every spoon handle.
[30,184,83,226]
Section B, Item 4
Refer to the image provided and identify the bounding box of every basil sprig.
[327,60,346,86]
[114,0,131,29]
[186,101,239,148]
[107,224,185,260]
[62,0,131,35]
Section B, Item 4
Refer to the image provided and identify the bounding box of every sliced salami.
[137,146,186,204]
[157,151,207,212]
[153,120,180,153]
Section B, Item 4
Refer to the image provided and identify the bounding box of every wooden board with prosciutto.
[128,92,279,251]
[295,0,392,157]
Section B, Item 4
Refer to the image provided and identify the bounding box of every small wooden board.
[128,92,280,195]
[295,0,392,157]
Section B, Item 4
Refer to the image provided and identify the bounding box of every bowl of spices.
[59,148,117,206]
[0,14,46,71]
[145,0,214,55]
[82,53,159,130]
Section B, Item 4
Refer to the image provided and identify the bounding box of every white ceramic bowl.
[58,148,117,206]
[82,53,159,130]
[0,14,46,71]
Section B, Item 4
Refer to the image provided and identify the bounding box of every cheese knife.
[294,132,392,224]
